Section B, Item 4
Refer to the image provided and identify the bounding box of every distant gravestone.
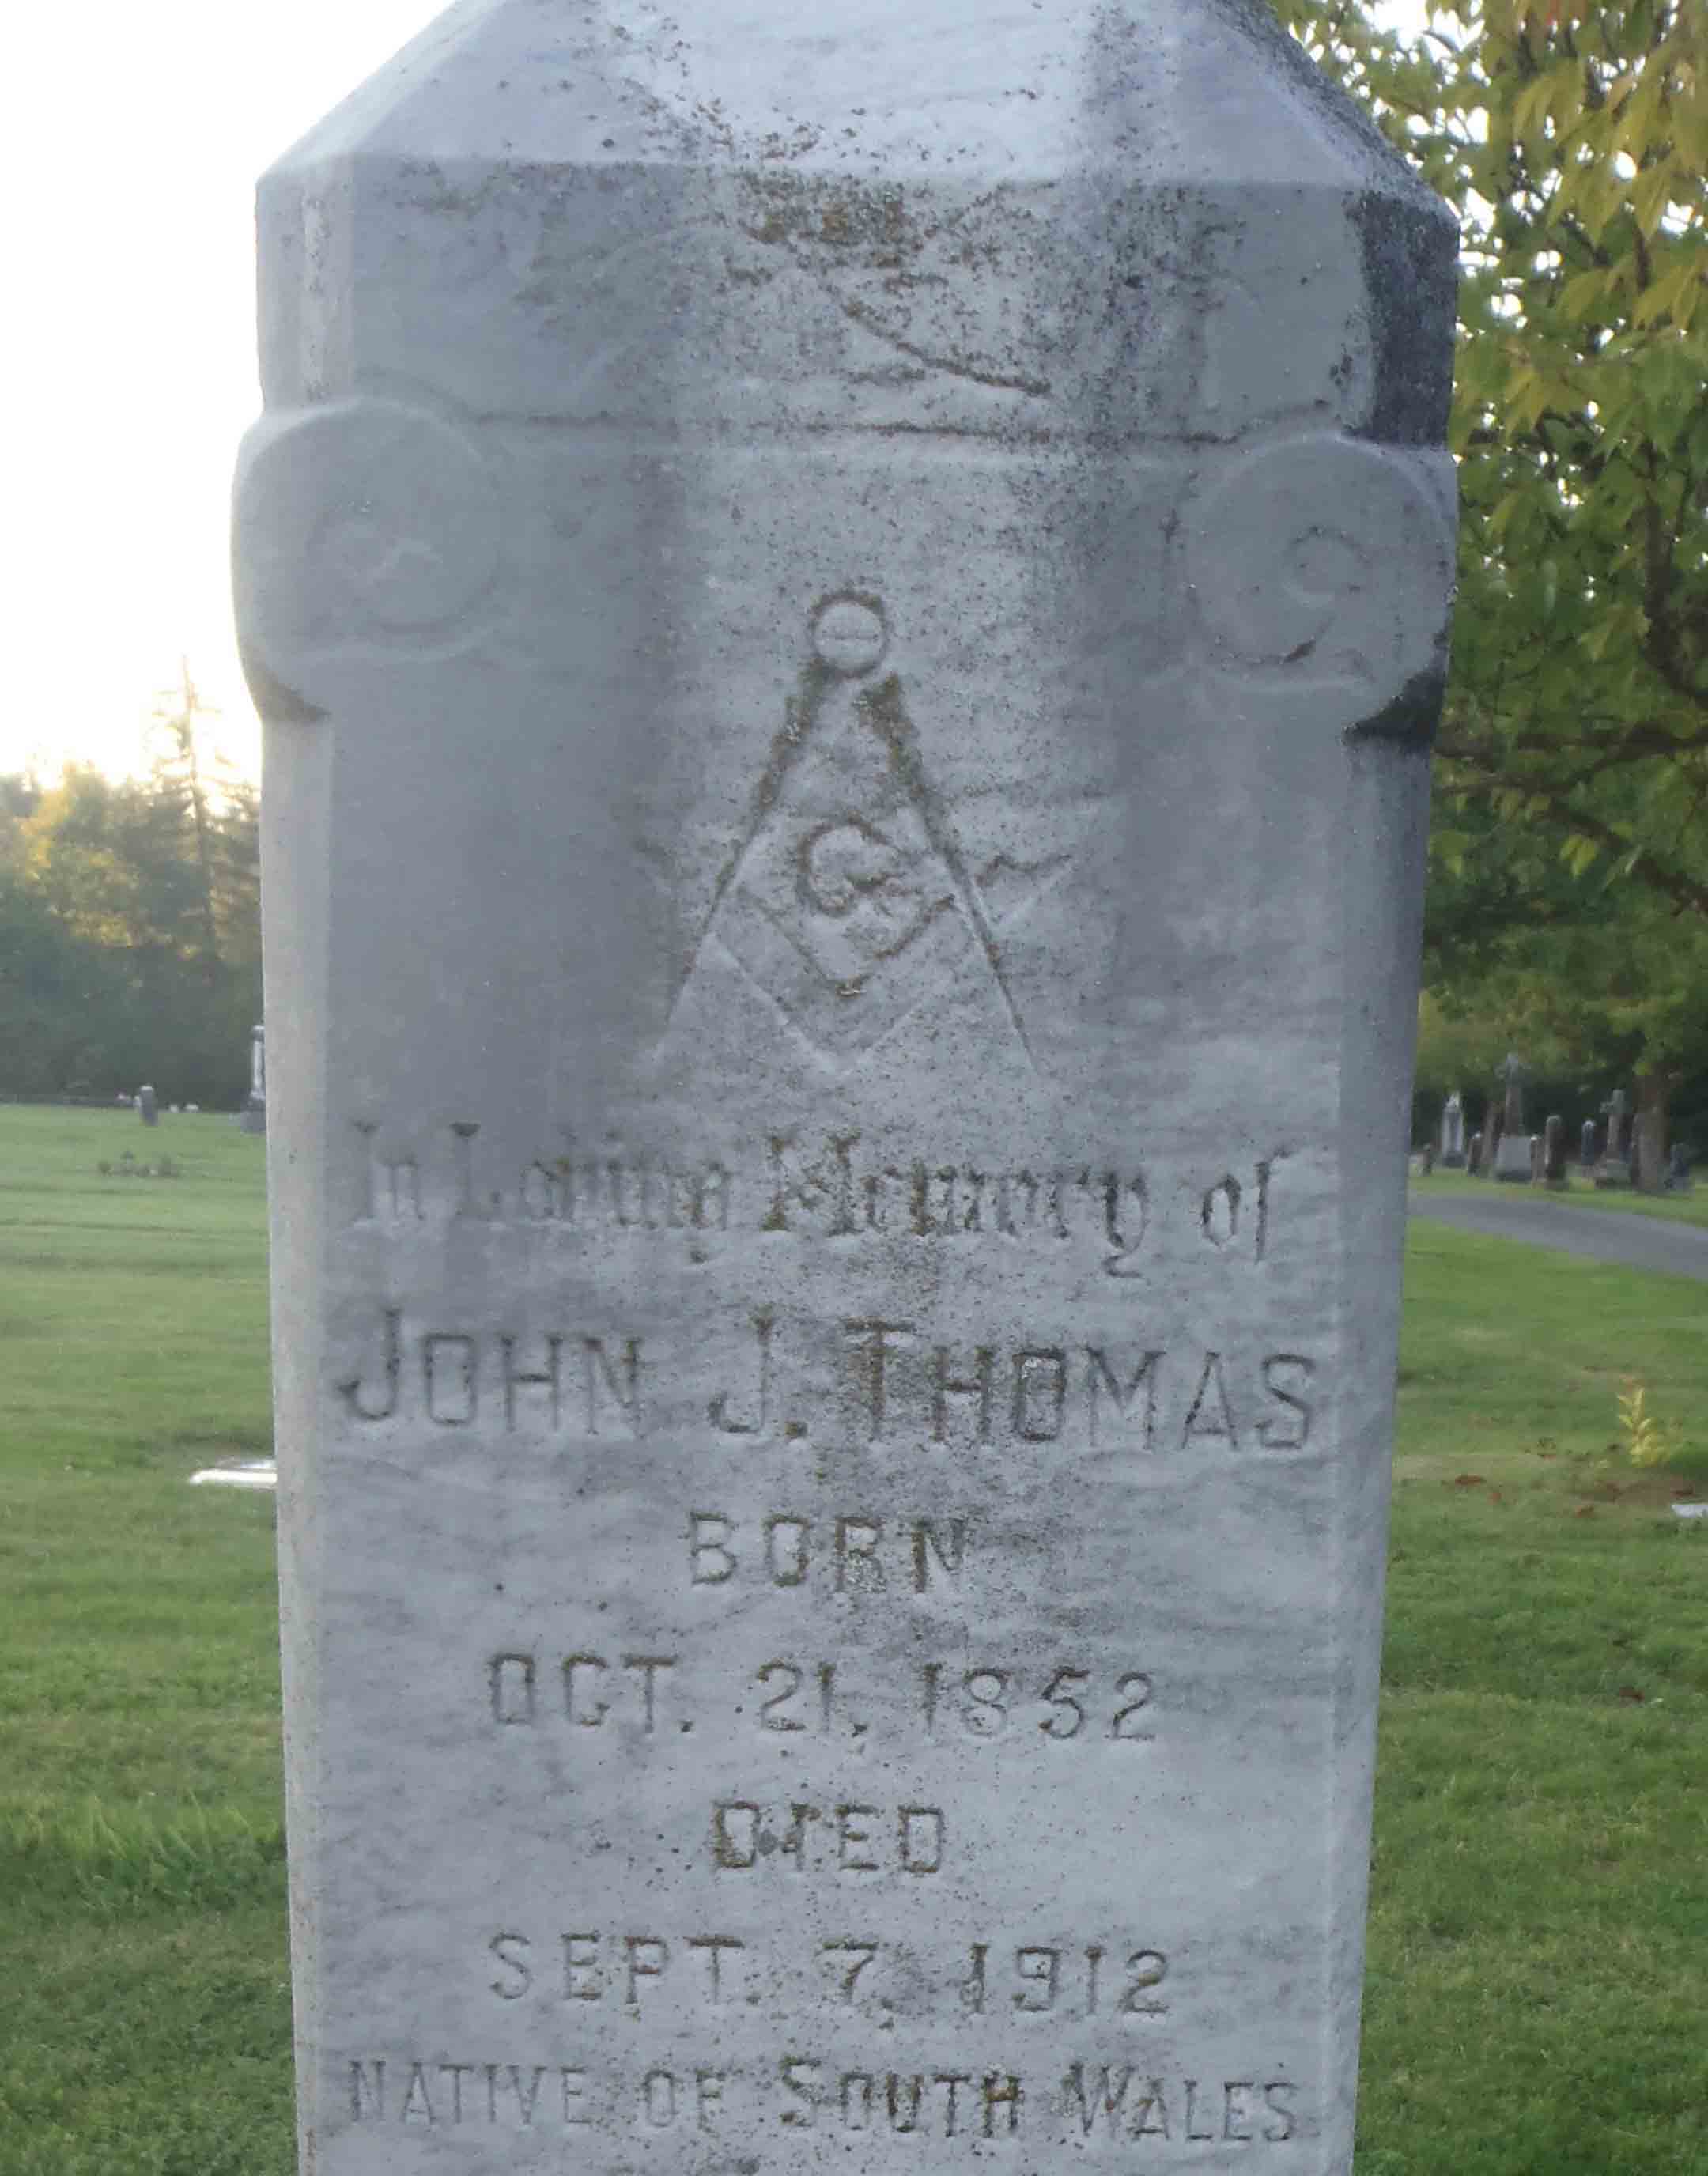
[1668,1143,1692,1192]
[137,1085,158,1128]
[1439,1090,1466,1168]
[1492,1054,1533,1182]
[1632,1097,1668,1196]
[1468,1130,1483,1176]
[240,1022,268,1135]
[1581,1118,1598,1173]
[235,8,1458,2175]
[1598,1089,1632,1188]
[1543,1114,1566,1187]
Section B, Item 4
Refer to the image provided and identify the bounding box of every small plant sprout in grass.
[1618,1379,1678,1471]
[96,1150,181,1179]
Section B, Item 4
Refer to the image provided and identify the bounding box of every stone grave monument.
[1492,1055,1533,1182]
[137,1084,158,1128]
[1597,1089,1632,1188]
[235,6,1457,2173]
[1543,1114,1567,1188]
[1438,1090,1465,1168]
[241,1022,269,1135]
[1581,1117,1597,1173]
[1633,1095,1668,1195]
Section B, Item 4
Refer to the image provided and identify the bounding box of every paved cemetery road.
[1408,1188,1708,1282]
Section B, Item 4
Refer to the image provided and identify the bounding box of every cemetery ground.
[1415,1164,1708,1231]
[1,1109,1706,2176]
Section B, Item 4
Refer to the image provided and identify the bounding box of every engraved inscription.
[712,1803,947,1878]
[357,1120,732,1234]
[479,1929,1173,2023]
[487,1653,1158,1752]
[963,1944,1168,2019]
[344,1120,1291,1282]
[1064,2068,1299,2147]
[342,2052,1305,2147]
[670,598,1073,1071]
[686,1512,968,1593]
[1186,433,1454,714]
[334,1306,1321,1453]
[488,1931,750,2008]
[338,1313,644,1434]
[233,397,503,717]
[780,2060,1021,2139]
[839,1326,1318,1452]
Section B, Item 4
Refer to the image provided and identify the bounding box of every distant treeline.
[0,749,260,1110]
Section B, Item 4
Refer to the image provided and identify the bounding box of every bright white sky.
[2,1,1430,787]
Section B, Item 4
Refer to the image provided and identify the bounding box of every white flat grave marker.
[189,1460,278,1491]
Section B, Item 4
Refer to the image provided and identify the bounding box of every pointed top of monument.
[273,0,1446,209]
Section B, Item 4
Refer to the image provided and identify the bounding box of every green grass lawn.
[2,1106,1706,2174]
[0,1109,284,2176]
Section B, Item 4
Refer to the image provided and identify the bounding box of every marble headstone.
[1491,1056,1532,1182]
[236,6,1457,2174]
[137,1084,158,1128]
[242,1022,269,1135]
[1581,1118,1598,1172]
[1543,1114,1566,1187]
[1438,1090,1465,1168]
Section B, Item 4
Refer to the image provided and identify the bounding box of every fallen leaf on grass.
[1450,1475,1487,1489]
[1574,1505,1597,1518]
[1617,1687,1646,1704]
[1487,1490,1505,1505]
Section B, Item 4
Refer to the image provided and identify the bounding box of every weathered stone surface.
[236,6,1456,2174]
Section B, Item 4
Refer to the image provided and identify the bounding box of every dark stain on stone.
[1347,190,1457,448]
[237,645,327,727]
[1347,667,1447,750]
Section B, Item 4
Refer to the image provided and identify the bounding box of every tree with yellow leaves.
[1282,2,1705,901]
[1279,2,1708,1169]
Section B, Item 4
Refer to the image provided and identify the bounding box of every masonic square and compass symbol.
[671,595,1067,1071]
